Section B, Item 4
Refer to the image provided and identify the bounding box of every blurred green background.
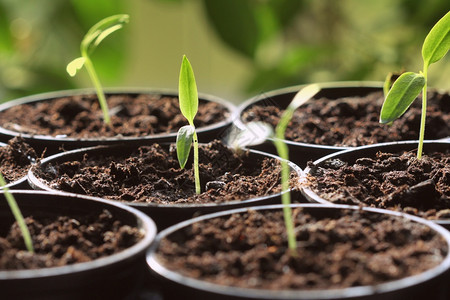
[0,0,449,104]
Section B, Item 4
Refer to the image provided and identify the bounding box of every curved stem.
[0,174,34,253]
[83,56,111,124]
[417,67,428,159]
[193,131,201,195]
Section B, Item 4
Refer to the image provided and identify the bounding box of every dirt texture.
[0,94,229,138]
[242,91,449,146]
[156,207,447,290]
[0,209,143,270]
[33,141,296,204]
[0,137,37,183]
[307,150,450,220]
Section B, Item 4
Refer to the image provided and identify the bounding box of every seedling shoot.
[66,14,130,125]
[235,84,320,255]
[0,174,34,253]
[380,11,449,159]
[177,55,201,195]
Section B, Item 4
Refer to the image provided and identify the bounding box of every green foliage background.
[0,0,448,103]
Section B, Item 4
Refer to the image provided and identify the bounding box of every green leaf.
[81,14,129,56]
[176,125,195,169]
[380,72,425,124]
[178,55,198,125]
[422,11,450,68]
[66,57,86,76]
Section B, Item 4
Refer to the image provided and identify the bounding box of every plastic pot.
[0,190,157,300]
[27,143,304,231]
[301,140,450,229]
[147,203,450,300]
[0,88,235,156]
[234,81,449,168]
[0,141,33,190]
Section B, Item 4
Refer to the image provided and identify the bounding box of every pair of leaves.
[177,56,198,169]
[380,11,449,124]
[66,14,129,77]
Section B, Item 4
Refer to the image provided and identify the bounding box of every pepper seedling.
[0,173,34,253]
[66,14,130,125]
[380,11,449,159]
[176,55,201,195]
[233,84,320,255]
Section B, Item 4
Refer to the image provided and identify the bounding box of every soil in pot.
[152,205,449,298]
[32,140,299,205]
[0,137,37,187]
[0,209,143,270]
[0,93,229,139]
[305,147,450,221]
[242,90,449,147]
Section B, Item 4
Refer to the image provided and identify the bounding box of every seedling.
[380,11,449,159]
[234,84,320,254]
[66,14,130,125]
[0,173,34,253]
[176,55,201,195]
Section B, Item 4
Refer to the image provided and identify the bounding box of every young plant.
[234,84,320,254]
[380,11,449,159]
[66,14,130,125]
[0,173,34,253]
[176,55,201,195]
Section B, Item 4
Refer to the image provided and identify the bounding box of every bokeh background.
[0,0,449,104]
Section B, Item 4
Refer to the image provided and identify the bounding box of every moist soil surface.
[33,141,294,204]
[156,207,447,290]
[0,137,37,183]
[0,209,143,270]
[242,91,449,146]
[0,94,229,138]
[307,149,450,220]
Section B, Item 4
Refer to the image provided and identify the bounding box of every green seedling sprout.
[177,55,201,195]
[380,11,449,159]
[0,173,34,253]
[66,14,130,125]
[234,84,320,255]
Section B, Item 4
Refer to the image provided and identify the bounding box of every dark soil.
[156,207,447,290]
[242,91,449,146]
[307,150,450,220]
[0,209,143,270]
[0,94,229,138]
[0,137,37,183]
[33,141,296,204]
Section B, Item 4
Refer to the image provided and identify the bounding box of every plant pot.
[234,81,449,168]
[28,140,304,230]
[0,190,157,300]
[0,88,235,156]
[301,140,450,229]
[147,203,450,300]
[0,137,38,190]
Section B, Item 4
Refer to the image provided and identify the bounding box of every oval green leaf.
[178,55,199,125]
[380,72,425,124]
[422,11,450,68]
[176,125,195,169]
[81,14,129,55]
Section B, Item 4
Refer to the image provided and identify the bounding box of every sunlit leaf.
[178,55,198,125]
[176,125,195,169]
[380,72,425,124]
[66,57,86,76]
[422,11,450,68]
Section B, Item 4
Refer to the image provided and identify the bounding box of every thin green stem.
[417,67,428,159]
[83,56,111,124]
[193,131,201,195]
[0,174,34,253]
[274,106,297,255]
